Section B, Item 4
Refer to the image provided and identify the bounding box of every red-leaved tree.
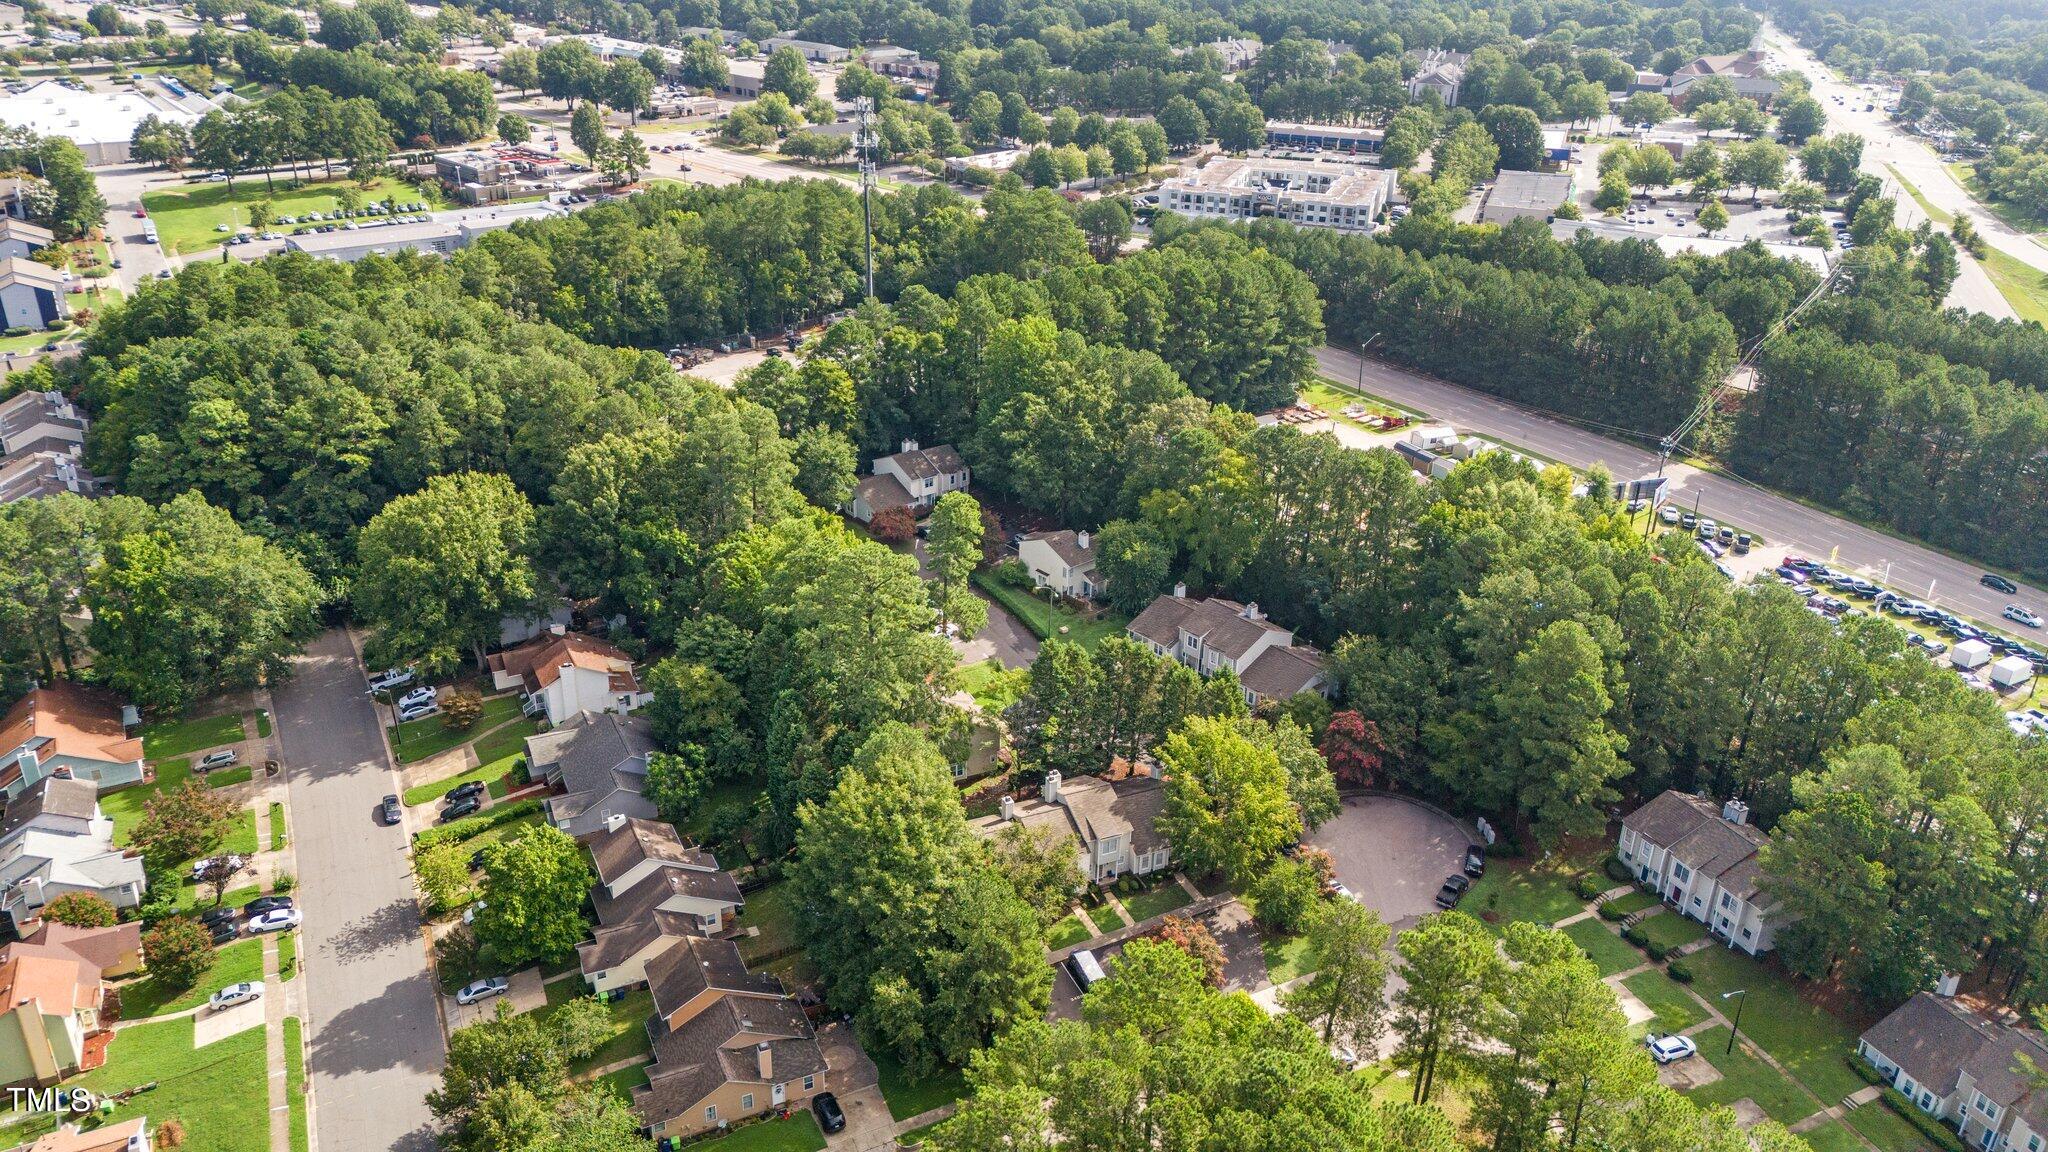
[869,506,915,544]
[1320,711,1386,789]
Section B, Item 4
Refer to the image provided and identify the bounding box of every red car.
[132,208,146,217]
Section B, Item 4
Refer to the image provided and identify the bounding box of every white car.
[244,908,302,934]
[1647,1034,1698,1064]
[189,854,247,880]
[195,750,237,772]
[208,982,262,1011]
[366,667,416,693]
[2006,606,2043,629]
[397,686,437,710]
[398,702,439,723]
[1659,505,1681,524]
[456,977,510,1006]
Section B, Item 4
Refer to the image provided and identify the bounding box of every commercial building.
[860,45,938,83]
[1127,588,1331,706]
[1664,50,1781,104]
[760,34,850,63]
[1159,156,1394,232]
[0,80,201,165]
[716,59,764,100]
[433,149,512,204]
[0,259,65,331]
[1616,791,1778,955]
[942,148,1028,179]
[1478,169,1577,224]
[1262,120,1383,154]
[283,202,561,263]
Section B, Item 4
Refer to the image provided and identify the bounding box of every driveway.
[274,629,444,1152]
[1307,795,1474,931]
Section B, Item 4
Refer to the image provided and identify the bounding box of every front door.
[772,1083,786,1106]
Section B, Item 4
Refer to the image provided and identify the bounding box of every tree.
[1210,99,1265,153]
[925,492,987,638]
[1151,913,1226,987]
[643,748,711,825]
[141,917,215,990]
[42,892,116,927]
[568,101,605,164]
[496,113,529,144]
[1156,716,1300,883]
[644,659,743,751]
[869,505,914,544]
[473,825,593,969]
[1093,519,1169,617]
[1800,133,1865,193]
[1287,899,1390,1049]
[1320,710,1385,788]
[1393,911,1501,1103]
[1618,92,1675,126]
[1156,95,1207,151]
[497,46,539,96]
[353,472,538,675]
[1697,198,1729,235]
[1776,95,1826,143]
[1560,82,1608,129]
[1727,139,1788,203]
[603,59,655,124]
[427,1004,569,1152]
[1481,104,1545,171]
[132,781,236,874]
[1074,198,1131,260]
[549,996,614,1063]
[676,37,727,90]
[1624,144,1676,193]
[416,839,479,915]
[536,38,601,107]
[607,129,649,184]
[762,46,815,104]
[1246,856,1324,934]
[985,822,1078,929]
[441,688,485,730]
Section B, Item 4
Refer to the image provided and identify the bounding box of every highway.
[1314,344,2048,630]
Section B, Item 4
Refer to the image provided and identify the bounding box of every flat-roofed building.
[761,34,849,63]
[1263,120,1383,154]
[0,80,200,165]
[1478,169,1577,223]
[1160,156,1394,232]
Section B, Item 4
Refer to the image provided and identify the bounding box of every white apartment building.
[1616,791,1779,955]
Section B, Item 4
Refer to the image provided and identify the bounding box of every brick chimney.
[756,1041,772,1081]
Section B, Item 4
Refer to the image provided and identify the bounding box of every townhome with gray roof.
[526,712,658,839]
[970,767,1171,885]
[577,817,745,994]
[1860,992,2048,1152]
[1617,790,1780,955]
[1126,586,1330,707]
[634,992,830,1140]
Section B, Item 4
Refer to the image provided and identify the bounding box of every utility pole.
[855,96,876,300]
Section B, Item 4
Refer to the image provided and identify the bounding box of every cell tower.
[854,96,877,300]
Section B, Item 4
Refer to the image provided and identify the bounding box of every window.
[1742,928,1753,940]
[1672,862,1691,882]
[741,1094,754,1111]
[1922,1092,1937,1111]
[2026,1135,2039,1152]
[1721,892,1735,909]
[1979,1096,1999,1119]
[705,1106,717,1123]
[803,1076,816,1091]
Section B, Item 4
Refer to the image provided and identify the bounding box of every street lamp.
[1723,989,1749,1055]
[1356,332,1382,393]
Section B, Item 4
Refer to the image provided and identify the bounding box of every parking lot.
[1305,795,1476,931]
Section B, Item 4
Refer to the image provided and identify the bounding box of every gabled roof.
[0,947,97,1015]
[20,921,139,974]
[0,217,53,247]
[0,682,143,776]
[1240,646,1327,701]
[646,935,781,1020]
[1022,529,1095,572]
[577,907,701,975]
[0,256,61,291]
[853,472,911,512]
[592,861,743,928]
[1127,595,1195,648]
[635,993,826,1127]
[1622,790,1771,900]
[529,712,656,808]
[1175,597,1290,660]
[21,1118,148,1152]
[1864,993,2048,1132]
[588,817,719,887]
[876,443,966,482]
[973,773,1169,857]
[487,632,638,695]
[1,776,100,838]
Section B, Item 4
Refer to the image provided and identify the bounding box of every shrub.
[413,798,542,850]
[1622,926,1649,947]
[1573,874,1604,900]
[1848,1054,1888,1086]
[273,872,295,893]
[869,505,914,543]
[1599,903,1628,921]
[2,326,28,338]
[1247,858,1323,934]
[142,916,214,990]
[42,891,117,927]
[440,688,484,730]
[156,1120,186,1148]
[992,558,1034,589]
[1604,855,1633,883]
[1645,941,1670,962]
[1152,914,1226,988]
[1879,1087,1968,1152]
[1667,960,1694,983]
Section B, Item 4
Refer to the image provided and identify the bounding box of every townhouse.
[970,766,1170,885]
[848,441,969,523]
[1860,992,2048,1152]
[1616,790,1779,955]
[1126,587,1330,706]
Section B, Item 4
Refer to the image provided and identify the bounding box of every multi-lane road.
[1315,344,2048,630]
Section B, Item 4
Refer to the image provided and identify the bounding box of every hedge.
[1599,903,1628,921]
[1604,855,1634,883]
[1667,960,1694,983]
[1623,926,1649,947]
[412,798,542,851]
[1573,875,1605,900]
[1879,1086,1968,1152]
[1848,1055,1887,1087]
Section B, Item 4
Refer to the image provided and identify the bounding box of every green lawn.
[956,659,1028,714]
[591,1061,651,1097]
[388,696,524,765]
[1048,913,1092,950]
[1299,379,1419,429]
[1089,903,1126,933]
[175,883,261,917]
[404,749,524,807]
[1603,890,1660,917]
[206,765,253,789]
[1685,1026,1821,1126]
[733,881,800,966]
[1680,949,1865,1104]
[1563,919,1647,977]
[79,1016,268,1152]
[284,1016,309,1152]
[1638,911,1709,952]
[140,175,446,255]
[141,713,247,760]
[679,777,767,845]
[458,809,544,855]
[1975,244,2048,327]
[689,1113,826,1152]
[255,710,272,739]
[278,927,297,978]
[1801,1121,1867,1152]
[873,1050,968,1121]
[1845,1095,1941,1152]
[104,758,190,846]
[1122,882,1193,923]
[116,937,264,1018]
[1262,931,1317,984]
[471,717,538,765]
[268,802,286,849]
[537,981,655,1076]
[971,571,1127,649]
[1465,856,1591,930]
[1622,970,1707,1037]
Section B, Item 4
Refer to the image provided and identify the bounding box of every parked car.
[398,702,439,723]
[189,854,247,880]
[195,750,237,773]
[445,781,486,803]
[455,976,510,1006]
[812,1093,846,1135]
[1984,573,2021,594]
[398,685,437,710]
[1434,874,1470,909]
[380,794,402,826]
[1646,1033,1698,1064]
[1659,505,1680,524]
[209,982,262,1012]
[1463,845,1487,877]
[2007,606,2044,629]
[245,896,293,916]
[441,795,482,821]
[209,921,239,945]
[367,666,415,692]
[244,908,302,934]
[198,906,241,929]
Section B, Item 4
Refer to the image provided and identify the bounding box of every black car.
[198,906,240,928]
[1462,846,1486,878]
[469,848,489,872]
[1985,573,2021,594]
[812,1092,845,1134]
[209,921,239,945]
[245,896,293,916]
[442,795,482,822]
[446,781,487,803]
[379,794,402,826]
[1435,874,1470,909]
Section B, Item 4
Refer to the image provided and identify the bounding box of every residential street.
[272,629,444,1152]
[1314,344,2048,630]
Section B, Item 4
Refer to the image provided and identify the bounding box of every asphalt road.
[1315,344,2048,631]
[273,629,443,1152]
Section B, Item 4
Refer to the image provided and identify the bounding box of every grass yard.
[689,1113,826,1152]
[1262,931,1317,985]
[140,175,447,255]
[956,659,1028,714]
[873,1050,968,1121]
[680,778,767,845]
[388,696,523,765]
[732,881,801,967]
[1680,948,1866,1104]
[116,937,264,1018]
[1685,1026,1820,1126]
[971,571,1127,649]
[206,765,253,789]
[1563,918,1647,977]
[105,758,188,845]
[1800,1120,1868,1152]
[269,802,286,849]
[1359,1063,1473,1128]
[278,927,297,978]
[591,1061,651,1097]
[1048,913,1092,950]
[1089,903,1126,933]
[471,717,538,765]
[1845,1094,1940,1152]
[1299,379,1420,430]
[1466,856,1592,930]
[1603,890,1660,917]
[141,713,247,760]
[404,750,525,807]
[255,710,272,739]
[537,982,655,1076]
[454,808,544,855]
[1622,970,1707,1036]
[1637,910,1708,952]
[284,1016,308,1152]
[79,1016,268,1152]
[1121,882,1193,923]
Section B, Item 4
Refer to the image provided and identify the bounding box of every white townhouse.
[1616,790,1780,955]
[848,441,970,523]
[1126,587,1330,706]
[1017,529,1100,600]
[1861,991,2048,1152]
